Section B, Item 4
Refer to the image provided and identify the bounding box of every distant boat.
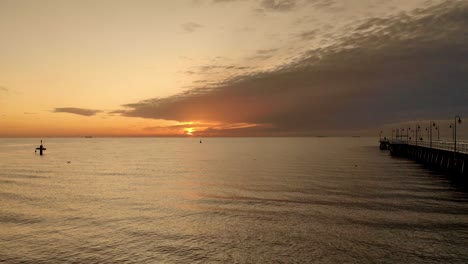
[84,136,93,138]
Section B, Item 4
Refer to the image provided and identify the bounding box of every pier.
[381,139,468,176]
[379,116,468,176]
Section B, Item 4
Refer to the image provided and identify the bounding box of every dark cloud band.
[115,1,468,136]
[53,107,102,116]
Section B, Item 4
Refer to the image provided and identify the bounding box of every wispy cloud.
[53,107,102,117]
[199,65,250,71]
[184,64,251,76]
[212,0,242,3]
[259,0,297,12]
[114,1,468,136]
[182,22,204,33]
[307,0,337,11]
[256,48,279,54]
[298,29,318,40]
[0,86,8,92]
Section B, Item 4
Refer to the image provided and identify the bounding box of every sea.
[0,137,467,263]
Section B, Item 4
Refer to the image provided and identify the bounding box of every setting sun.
[184,128,195,136]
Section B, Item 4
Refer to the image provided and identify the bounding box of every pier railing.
[390,139,468,154]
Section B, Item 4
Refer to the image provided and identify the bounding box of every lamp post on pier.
[407,127,411,143]
[429,121,435,148]
[416,125,420,146]
[424,123,433,148]
[454,115,462,153]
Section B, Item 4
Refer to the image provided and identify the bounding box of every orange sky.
[1,0,467,137]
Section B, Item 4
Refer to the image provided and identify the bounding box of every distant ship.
[84,136,93,138]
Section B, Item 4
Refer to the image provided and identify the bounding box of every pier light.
[450,124,454,140]
[434,123,439,141]
[407,127,411,143]
[415,125,420,146]
[424,127,429,146]
[428,122,435,148]
[454,115,462,153]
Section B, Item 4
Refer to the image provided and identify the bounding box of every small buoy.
[67,161,71,163]
[200,139,202,143]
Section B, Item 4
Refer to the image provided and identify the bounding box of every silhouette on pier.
[35,140,46,156]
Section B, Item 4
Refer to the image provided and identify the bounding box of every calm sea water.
[0,137,467,263]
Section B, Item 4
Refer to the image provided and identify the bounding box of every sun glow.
[185,127,195,136]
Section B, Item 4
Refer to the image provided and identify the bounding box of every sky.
[0,0,467,137]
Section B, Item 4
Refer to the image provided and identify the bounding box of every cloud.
[184,64,251,76]
[115,1,468,136]
[212,0,242,3]
[245,48,280,61]
[256,48,279,54]
[211,0,337,14]
[0,86,8,92]
[259,0,297,11]
[143,122,265,136]
[199,65,250,71]
[306,0,337,11]
[182,22,204,33]
[298,29,318,40]
[53,107,102,117]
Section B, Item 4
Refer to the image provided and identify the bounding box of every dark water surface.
[1,138,467,263]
